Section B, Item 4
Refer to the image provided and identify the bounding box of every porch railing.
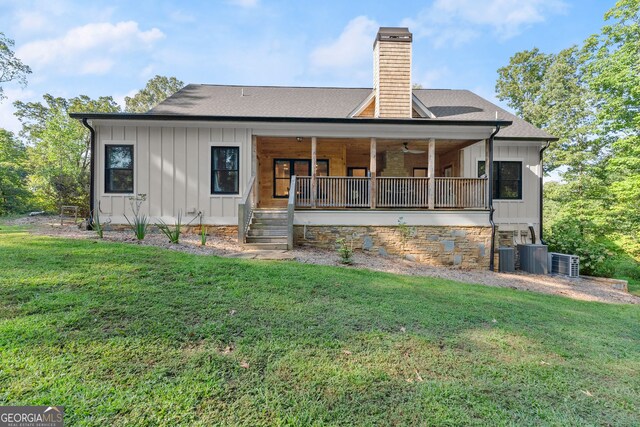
[434,177,487,209]
[377,177,430,208]
[293,176,487,209]
[237,175,256,243]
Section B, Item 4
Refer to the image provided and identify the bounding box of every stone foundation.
[294,225,492,269]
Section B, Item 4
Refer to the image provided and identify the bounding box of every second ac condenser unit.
[548,252,580,278]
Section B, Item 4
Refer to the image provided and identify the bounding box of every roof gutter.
[538,140,551,243]
[69,112,512,128]
[488,125,501,272]
[80,118,96,230]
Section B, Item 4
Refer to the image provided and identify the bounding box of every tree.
[124,75,184,112]
[496,0,640,275]
[0,129,31,214]
[14,95,121,213]
[584,0,640,133]
[496,47,604,174]
[0,32,31,102]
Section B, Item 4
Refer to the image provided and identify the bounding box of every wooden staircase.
[244,209,289,250]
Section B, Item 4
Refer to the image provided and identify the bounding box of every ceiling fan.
[402,142,426,154]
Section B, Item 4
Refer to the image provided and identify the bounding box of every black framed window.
[211,147,239,194]
[105,145,134,193]
[274,159,329,198]
[478,161,522,200]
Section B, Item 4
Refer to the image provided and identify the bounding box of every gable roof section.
[150,85,372,119]
[412,89,553,140]
[145,84,554,140]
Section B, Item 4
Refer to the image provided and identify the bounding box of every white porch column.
[311,136,317,208]
[370,137,377,208]
[428,138,435,209]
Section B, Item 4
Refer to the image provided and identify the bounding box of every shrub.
[124,194,149,240]
[546,218,617,277]
[156,211,183,244]
[336,238,354,265]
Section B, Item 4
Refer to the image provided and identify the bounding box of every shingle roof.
[149,84,555,140]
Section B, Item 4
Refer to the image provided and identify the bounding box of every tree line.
[496,0,639,276]
[0,52,183,215]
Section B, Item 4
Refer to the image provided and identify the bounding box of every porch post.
[370,137,377,208]
[428,138,435,209]
[251,135,258,206]
[311,136,317,208]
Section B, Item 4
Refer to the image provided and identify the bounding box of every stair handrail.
[286,175,297,250]
[238,175,256,243]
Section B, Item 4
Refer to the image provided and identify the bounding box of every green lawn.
[1,227,639,426]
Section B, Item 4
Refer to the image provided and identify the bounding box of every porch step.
[244,209,289,249]
[247,229,288,237]
[242,242,289,251]
[253,211,288,219]
[245,236,288,244]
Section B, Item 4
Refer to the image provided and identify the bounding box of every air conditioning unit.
[548,252,580,278]
[517,244,548,274]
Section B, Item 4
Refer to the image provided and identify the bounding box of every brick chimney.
[373,27,412,118]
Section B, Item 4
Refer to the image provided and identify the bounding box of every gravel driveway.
[4,216,638,305]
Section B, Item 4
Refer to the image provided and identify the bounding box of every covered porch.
[254,136,488,210]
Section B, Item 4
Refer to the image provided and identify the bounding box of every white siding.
[462,140,542,239]
[95,124,251,225]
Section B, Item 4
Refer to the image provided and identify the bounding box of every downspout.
[488,125,501,271]
[538,140,551,243]
[81,118,96,230]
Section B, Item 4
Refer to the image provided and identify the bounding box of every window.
[478,161,522,200]
[274,159,329,198]
[211,147,239,194]
[105,145,134,193]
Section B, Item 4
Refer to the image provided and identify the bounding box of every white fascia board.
[89,119,498,141]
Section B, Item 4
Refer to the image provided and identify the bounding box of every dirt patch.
[4,215,638,305]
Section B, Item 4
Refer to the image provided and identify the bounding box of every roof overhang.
[69,113,513,140]
[69,112,510,126]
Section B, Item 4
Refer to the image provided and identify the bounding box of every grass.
[0,226,639,426]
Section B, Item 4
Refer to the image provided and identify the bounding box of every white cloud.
[113,89,138,110]
[168,10,196,23]
[309,16,378,70]
[0,88,36,134]
[405,0,567,46]
[414,66,450,88]
[227,0,259,8]
[16,21,164,74]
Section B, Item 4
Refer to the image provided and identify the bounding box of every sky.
[0,0,615,135]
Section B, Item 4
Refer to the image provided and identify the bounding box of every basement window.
[478,161,522,200]
[211,147,239,194]
[105,145,134,193]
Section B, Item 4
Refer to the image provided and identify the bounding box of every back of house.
[71,27,556,269]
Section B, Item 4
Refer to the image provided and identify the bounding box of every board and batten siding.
[95,124,251,225]
[462,140,542,238]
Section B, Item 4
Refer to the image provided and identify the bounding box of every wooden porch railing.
[292,176,487,209]
[434,177,487,209]
[237,175,256,243]
[377,177,430,208]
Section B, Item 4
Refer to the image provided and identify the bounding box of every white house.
[71,27,556,269]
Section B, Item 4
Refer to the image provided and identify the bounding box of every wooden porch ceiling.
[256,136,480,155]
